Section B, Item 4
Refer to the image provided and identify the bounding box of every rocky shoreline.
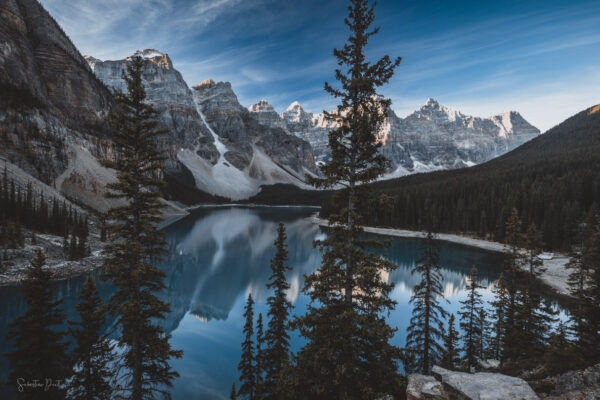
[308,214,572,297]
[0,232,105,286]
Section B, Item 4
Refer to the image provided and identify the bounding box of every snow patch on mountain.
[250,98,540,175]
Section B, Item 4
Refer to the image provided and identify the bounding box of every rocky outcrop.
[249,98,541,175]
[531,364,600,399]
[407,366,539,400]
[88,53,316,200]
[87,50,218,169]
[248,99,287,131]
[0,0,113,185]
[407,374,444,399]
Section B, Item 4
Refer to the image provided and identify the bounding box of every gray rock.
[87,51,219,167]
[477,359,501,371]
[545,363,600,399]
[249,99,288,130]
[432,366,539,400]
[407,374,444,399]
[0,0,113,184]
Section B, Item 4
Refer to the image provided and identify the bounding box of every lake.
[0,206,510,399]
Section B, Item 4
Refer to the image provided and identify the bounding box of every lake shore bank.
[308,214,572,297]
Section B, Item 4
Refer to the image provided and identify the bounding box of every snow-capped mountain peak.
[416,98,465,122]
[249,97,540,176]
[248,99,276,113]
[286,101,303,112]
[132,49,165,59]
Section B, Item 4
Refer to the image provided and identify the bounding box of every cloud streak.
[38,0,600,129]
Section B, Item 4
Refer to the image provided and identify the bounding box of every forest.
[319,105,600,251]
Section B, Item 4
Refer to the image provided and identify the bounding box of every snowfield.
[178,97,314,200]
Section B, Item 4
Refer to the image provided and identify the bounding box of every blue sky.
[40,0,600,131]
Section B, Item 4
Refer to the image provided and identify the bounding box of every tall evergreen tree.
[543,322,580,375]
[68,277,114,400]
[255,312,265,399]
[294,0,401,397]
[458,267,484,370]
[492,208,524,364]
[5,250,70,399]
[477,308,491,361]
[489,279,505,361]
[566,221,591,350]
[405,230,448,374]
[263,222,292,399]
[518,223,555,363]
[439,314,460,370]
[230,383,237,400]
[238,294,256,400]
[101,55,182,400]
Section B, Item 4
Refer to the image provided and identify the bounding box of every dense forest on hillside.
[318,106,600,251]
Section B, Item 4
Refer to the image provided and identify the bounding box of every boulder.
[544,363,600,399]
[477,359,501,371]
[406,374,444,400]
[432,366,539,400]
[407,366,539,400]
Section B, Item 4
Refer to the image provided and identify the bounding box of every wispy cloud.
[38,0,600,129]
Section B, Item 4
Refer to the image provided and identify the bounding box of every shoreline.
[1,206,572,296]
[308,215,572,297]
[184,203,321,212]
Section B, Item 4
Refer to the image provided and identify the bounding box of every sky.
[39,0,600,132]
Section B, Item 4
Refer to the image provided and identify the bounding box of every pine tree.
[405,230,448,374]
[294,0,401,397]
[518,223,555,363]
[5,250,70,399]
[263,222,292,399]
[100,215,107,243]
[489,282,505,361]
[477,308,491,361]
[493,208,524,364]
[255,312,265,399]
[101,55,182,400]
[230,383,237,400]
[69,233,78,261]
[458,267,484,370]
[566,221,591,350]
[439,314,460,370]
[238,294,256,400]
[543,322,580,375]
[68,277,114,400]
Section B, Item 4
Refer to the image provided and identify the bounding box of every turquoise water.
[0,206,510,399]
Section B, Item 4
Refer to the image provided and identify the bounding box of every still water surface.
[0,206,510,399]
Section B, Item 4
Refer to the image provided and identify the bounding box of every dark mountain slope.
[320,105,600,251]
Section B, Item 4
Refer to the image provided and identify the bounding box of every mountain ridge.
[248,97,540,175]
[87,50,317,200]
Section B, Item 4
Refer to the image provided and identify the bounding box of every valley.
[1,0,600,399]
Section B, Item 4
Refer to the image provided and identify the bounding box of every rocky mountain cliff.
[88,51,316,200]
[249,97,541,175]
[0,0,113,186]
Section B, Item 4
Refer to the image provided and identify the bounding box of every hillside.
[318,104,600,251]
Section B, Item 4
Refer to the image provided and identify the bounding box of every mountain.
[323,104,600,251]
[249,98,540,174]
[0,0,111,177]
[88,51,316,200]
[0,0,135,213]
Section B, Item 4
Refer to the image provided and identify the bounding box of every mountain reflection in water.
[0,206,509,400]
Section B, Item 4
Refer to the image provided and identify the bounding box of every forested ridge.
[319,105,600,251]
